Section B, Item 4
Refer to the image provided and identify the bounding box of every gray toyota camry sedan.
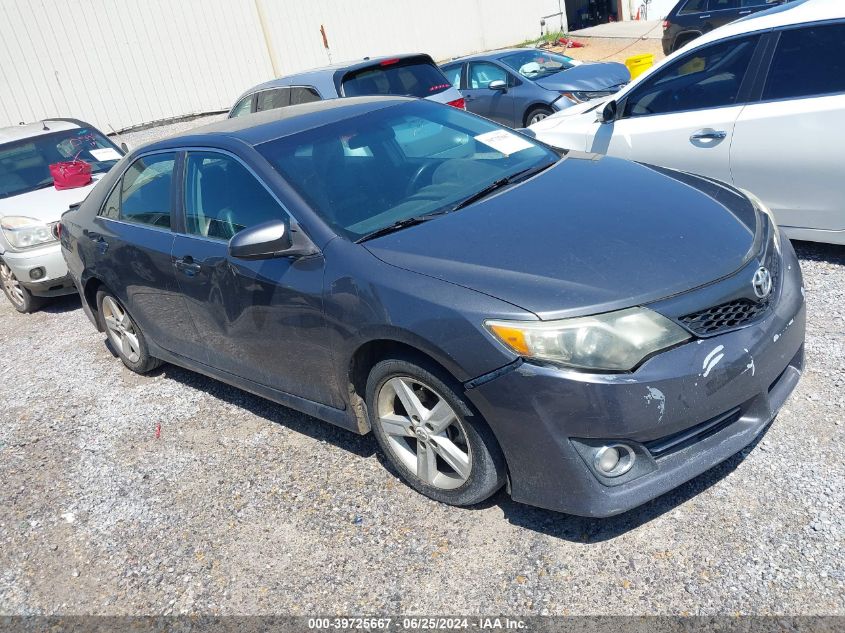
[60,96,805,517]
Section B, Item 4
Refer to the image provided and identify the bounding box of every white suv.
[0,119,123,312]
[530,0,845,245]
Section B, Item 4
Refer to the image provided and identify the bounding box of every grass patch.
[517,30,567,48]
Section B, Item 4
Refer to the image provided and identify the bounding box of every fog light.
[29,267,45,280]
[593,444,635,477]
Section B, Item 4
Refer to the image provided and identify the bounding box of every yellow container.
[625,53,654,79]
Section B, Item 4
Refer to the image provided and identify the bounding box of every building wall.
[0,0,564,132]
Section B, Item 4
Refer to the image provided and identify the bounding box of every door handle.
[690,129,727,141]
[175,256,202,276]
[699,14,711,18]
[739,10,751,14]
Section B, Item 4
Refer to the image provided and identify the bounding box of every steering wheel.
[406,162,439,197]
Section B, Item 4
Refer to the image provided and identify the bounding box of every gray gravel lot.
[0,116,843,616]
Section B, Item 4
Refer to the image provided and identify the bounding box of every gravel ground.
[550,34,666,65]
[0,117,843,616]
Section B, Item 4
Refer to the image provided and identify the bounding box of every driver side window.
[623,35,759,118]
[468,62,508,89]
[184,152,285,241]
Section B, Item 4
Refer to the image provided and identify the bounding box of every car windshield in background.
[500,50,575,79]
[258,100,559,241]
[0,127,120,198]
[341,58,452,98]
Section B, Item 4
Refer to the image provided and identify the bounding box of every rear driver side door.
[171,150,338,407]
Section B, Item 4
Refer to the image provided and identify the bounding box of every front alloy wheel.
[0,261,43,313]
[377,376,472,490]
[367,356,506,506]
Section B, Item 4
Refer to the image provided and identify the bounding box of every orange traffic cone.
[635,7,641,20]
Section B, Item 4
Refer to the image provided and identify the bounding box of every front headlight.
[485,307,691,371]
[560,91,589,103]
[0,216,57,250]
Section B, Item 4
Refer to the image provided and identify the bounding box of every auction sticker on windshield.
[89,147,122,161]
[474,130,534,156]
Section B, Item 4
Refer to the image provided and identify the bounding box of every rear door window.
[441,64,463,89]
[679,0,708,14]
[118,153,176,229]
[341,58,452,98]
[709,0,739,10]
[230,95,253,118]
[256,88,290,112]
[763,23,845,101]
[290,86,321,105]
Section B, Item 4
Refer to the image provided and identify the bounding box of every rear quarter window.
[341,59,452,98]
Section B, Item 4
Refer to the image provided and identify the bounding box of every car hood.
[0,174,104,223]
[534,62,630,92]
[364,155,759,320]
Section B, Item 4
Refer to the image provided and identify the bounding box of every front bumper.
[467,243,806,517]
[1,242,75,297]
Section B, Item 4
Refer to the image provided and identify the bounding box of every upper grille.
[679,298,768,336]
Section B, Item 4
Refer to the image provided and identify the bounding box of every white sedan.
[529,0,845,245]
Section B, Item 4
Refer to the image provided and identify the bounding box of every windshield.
[0,127,121,198]
[500,50,575,80]
[341,58,453,98]
[257,100,559,241]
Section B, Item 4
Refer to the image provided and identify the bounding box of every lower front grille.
[679,298,769,336]
[646,407,742,458]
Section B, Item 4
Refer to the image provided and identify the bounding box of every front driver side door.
[171,150,338,407]
[464,62,516,126]
[592,34,762,184]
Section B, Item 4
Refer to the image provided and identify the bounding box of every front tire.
[0,260,44,314]
[366,356,506,506]
[96,289,161,374]
[525,105,554,127]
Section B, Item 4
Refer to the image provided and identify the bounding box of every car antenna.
[41,120,50,131]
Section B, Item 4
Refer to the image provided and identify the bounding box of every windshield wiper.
[450,161,557,212]
[356,212,446,243]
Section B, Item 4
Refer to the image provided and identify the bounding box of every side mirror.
[488,80,507,91]
[597,100,618,124]
[229,218,293,260]
[229,218,319,260]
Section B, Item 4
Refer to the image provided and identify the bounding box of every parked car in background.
[440,49,629,127]
[530,0,845,245]
[228,54,465,118]
[61,96,804,517]
[0,119,123,312]
[662,0,788,54]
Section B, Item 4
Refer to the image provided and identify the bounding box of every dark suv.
[662,0,786,54]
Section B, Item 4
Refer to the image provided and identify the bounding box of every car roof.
[0,119,85,145]
[231,53,435,106]
[681,0,835,50]
[139,96,413,153]
[442,48,554,65]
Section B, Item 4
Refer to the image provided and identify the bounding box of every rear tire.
[96,289,161,374]
[366,355,506,506]
[672,33,700,53]
[525,105,554,127]
[0,260,44,314]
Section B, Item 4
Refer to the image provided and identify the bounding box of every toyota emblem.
[752,267,773,299]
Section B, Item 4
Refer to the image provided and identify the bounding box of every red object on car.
[49,158,92,190]
[446,97,466,110]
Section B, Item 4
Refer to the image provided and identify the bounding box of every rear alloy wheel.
[96,290,161,374]
[526,106,553,126]
[0,261,43,313]
[367,357,506,506]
